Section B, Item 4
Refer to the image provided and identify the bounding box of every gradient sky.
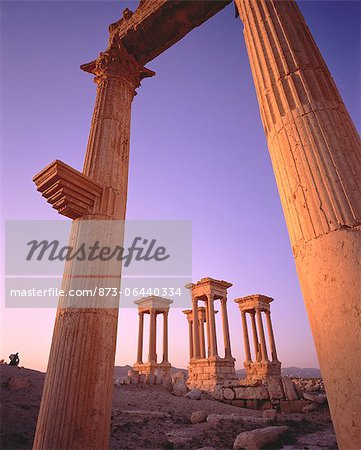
[1,1,360,373]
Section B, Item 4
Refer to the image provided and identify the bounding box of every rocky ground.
[0,365,337,449]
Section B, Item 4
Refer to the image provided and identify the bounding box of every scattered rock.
[185,388,202,400]
[161,375,172,390]
[8,375,30,390]
[190,411,207,424]
[233,425,289,450]
[266,376,284,400]
[302,402,319,413]
[303,392,327,404]
[263,409,277,420]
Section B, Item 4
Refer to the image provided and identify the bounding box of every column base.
[133,361,171,376]
[244,360,281,382]
[187,356,237,391]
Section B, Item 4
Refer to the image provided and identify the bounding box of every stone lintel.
[182,306,212,322]
[134,295,173,313]
[33,160,102,219]
[108,0,232,65]
[187,277,232,300]
[234,294,274,313]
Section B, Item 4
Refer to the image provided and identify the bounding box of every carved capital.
[81,42,155,91]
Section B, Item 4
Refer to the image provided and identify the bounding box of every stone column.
[162,310,169,363]
[241,311,252,362]
[235,1,361,446]
[205,304,211,357]
[137,311,144,363]
[192,299,201,358]
[250,311,260,362]
[199,315,206,358]
[149,310,157,363]
[220,297,232,358]
[265,310,278,362]
[256,309,268,362]
[207,294,218,357]
[188,319,194,360]
[33,44,154,450]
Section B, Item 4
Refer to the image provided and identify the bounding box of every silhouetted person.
[9,352,19,366]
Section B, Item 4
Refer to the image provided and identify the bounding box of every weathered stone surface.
[171,372,188,397]
[235,0,361,447]
[233,425,289,450]
[223,388,235,401]
[267,376,284,400]
[138,374,147,384]
[8,375,30,390]
[282,377,299,401]
[162,375,172,390]
[185,388,202,400]
[235,386,269,400]
[303,392,327,404]
[302,403,319,413]
[263,409,277,420]
[190,411,208,424]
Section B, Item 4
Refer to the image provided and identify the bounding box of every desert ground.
[1,364,337,450]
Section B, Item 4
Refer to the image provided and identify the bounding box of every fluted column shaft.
[220,298,232,358]
[235,1,361,447]
[162,311,169,363]
[208,294,218,357]
[241,311,252,362]
[32,44,154,450]
[250,312,260,362]
[192,300,201,358]
[137,311,144,363]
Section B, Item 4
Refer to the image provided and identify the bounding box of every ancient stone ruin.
[32,1,361,448]
[184,278,237,390]
[235,294,281,381]
[133,296,172,376]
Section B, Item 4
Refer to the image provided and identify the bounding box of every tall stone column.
[149,310,157,363]
[137,311,144,363]
[256,309,268,362]
[220,297,232,358]
[199,316,206,358]
[241,311,252,362]
[205,304,211,357]
[192,299,201,358]
[208,294,218,357]
[188,319,194,359]
[250,311,260,362]
[33,44,154,450]
[235,1,361,446]
[162,311,169,363]
[265,310,278,362]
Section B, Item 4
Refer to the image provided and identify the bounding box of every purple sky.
[1,1,360,372]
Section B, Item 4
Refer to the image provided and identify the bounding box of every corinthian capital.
[81,42,155,91]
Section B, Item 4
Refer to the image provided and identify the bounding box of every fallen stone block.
[223,387,236,401]
[233,425,289,450]
[282,376,299,400]
[185,388,202,400]
[303,392,327,404]
[190,411,208,424]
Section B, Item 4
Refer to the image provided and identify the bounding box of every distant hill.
[235,367,321,378]
[116,365,321,379]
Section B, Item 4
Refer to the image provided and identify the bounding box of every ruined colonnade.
[32,1,360,448]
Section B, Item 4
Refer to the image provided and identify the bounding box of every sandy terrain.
[0,365,337,449]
